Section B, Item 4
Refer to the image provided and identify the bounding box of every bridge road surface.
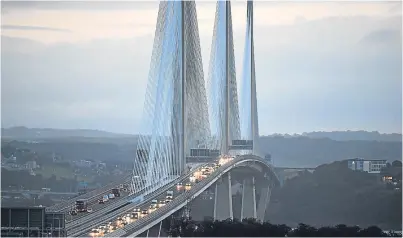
[71,164,208,237]
[46,174,132,212]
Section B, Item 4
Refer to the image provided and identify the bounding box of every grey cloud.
[388,3,402,14]
[1,25,72,32]
[1,14,402,134]
[2,1,158,11]
[1,35,152,134]
[1,35,46,53]
[358,29,402,45]
[294,16,307,24]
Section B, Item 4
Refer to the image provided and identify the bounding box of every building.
[1,207,66,237]
[25,161,38,170]
[348,158,387,173]
[74,160,93,168]
[264,154,272,164]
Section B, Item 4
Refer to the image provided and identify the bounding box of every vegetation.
[1,168,78,192]
[167,218,401,237]
[267,160,402,230]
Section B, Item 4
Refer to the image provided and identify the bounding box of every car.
[87,208,93,213]
[150,199,158,207]
[134,208,140,213]
[141,209,149,218]
[89,229,100,237]
[107,224,116,232]
[98,199,104,204]
[131,212,139,220]
[116,217,125,227]
[158,200,166,207]
[185,183,192,190]
[176,182,183,190]
[98,225,107,230]
[70,210,77,216]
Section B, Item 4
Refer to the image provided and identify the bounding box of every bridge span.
[103,155,279,237]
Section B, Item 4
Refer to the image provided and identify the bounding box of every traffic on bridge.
[85,158,231,237]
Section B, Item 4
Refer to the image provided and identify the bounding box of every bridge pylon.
[131,1,210,196]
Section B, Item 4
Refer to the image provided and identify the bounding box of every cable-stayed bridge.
[46,1,281,237]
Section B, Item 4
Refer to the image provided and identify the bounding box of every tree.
[168,218,400,237]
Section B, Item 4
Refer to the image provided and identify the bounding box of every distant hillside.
[2,127,401,168]
[268,131,402,142]
[259,136,402,167]
[1,126,135,139]
[267,160,402,230]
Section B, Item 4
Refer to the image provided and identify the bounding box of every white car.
[108,193,115,199]
[87,208,93,213]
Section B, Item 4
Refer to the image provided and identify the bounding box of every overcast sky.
[1,1,402,135]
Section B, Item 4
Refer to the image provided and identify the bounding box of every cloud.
[2,1,158,11]
[358,29,402,45]
[388,3,402,14]
[294,16,307,24]
[1,25,72,32]
[1,13,401,134]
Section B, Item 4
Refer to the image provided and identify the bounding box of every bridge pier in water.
[213,172,233,220]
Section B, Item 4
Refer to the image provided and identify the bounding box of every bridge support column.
[240,177,256,220]
[213,172,233,220]
[257,184,272,222]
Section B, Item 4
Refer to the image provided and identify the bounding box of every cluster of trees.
[1,169,78,192]
[168,218,401,237]
[267,160,402,230]
[1,168,127,193]
[381,160,402,185]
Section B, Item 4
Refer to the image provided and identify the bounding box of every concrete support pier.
[257,184,271,222]
[241,177,256,220]
[213,172,233,220]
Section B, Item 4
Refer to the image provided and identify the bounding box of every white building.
[348,158,387,173]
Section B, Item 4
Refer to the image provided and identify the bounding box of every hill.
[301,131,402,142]
[267,131,402,142]
[266,160,402,230]
[1,127,401,167]
[1,126,135,139]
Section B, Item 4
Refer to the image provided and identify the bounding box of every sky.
[1,1,402,135]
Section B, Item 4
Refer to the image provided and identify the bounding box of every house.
[347,158,387,173]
